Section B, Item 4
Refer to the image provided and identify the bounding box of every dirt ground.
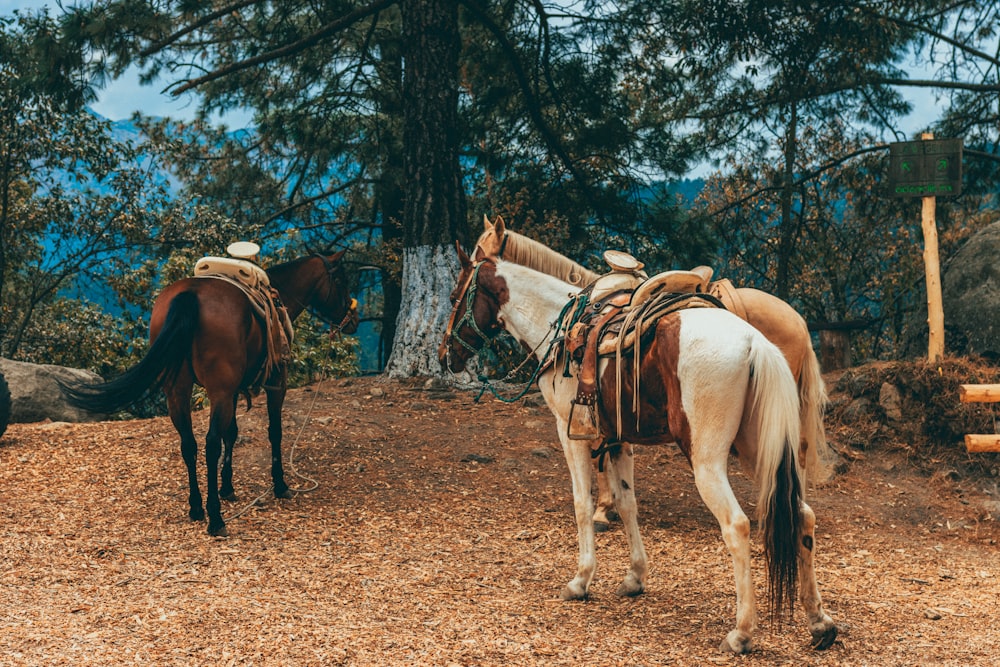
[1,371,999,666]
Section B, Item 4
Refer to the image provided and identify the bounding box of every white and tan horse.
[473,215,831,530]
[438,245,838,653]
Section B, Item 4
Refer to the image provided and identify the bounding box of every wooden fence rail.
[959,384,1000,452]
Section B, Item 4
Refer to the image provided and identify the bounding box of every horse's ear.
[456,240,472,268]
[494,215,507,238]
[473,243,489,263]
[483,214,492,231]
[329,249,347,263]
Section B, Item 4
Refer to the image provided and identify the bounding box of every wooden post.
[818,330,851,371]
[920,132,945,363]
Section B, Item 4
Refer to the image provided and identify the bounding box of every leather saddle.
[192,257,293,393]
[558,253,728,440]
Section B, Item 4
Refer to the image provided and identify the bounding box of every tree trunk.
[776,100,797,301]
[385,244,466,377]
[374,31,405,372]
[384,0,467,377]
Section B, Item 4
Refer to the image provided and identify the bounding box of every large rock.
[904,220,1000,359]
[941,221,1000,359]
[0,358,106,423]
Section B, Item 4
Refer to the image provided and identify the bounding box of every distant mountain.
[665,178,706,204]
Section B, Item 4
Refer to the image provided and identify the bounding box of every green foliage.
[289,314,361,385]
[16,298,147,373]
[0,12,174,366]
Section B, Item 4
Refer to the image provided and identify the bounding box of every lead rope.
[473,297,577,404]
[226,373,326,522]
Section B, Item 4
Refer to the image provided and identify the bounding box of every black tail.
[59,292,200,414]
[762,441,802,623]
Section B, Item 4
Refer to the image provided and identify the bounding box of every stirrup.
[567,401,601,440]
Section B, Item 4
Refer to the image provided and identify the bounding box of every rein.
[472,309,567,405]
[449,262,502,355]
[444,257,584,404]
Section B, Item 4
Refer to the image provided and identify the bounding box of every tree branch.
[707,144,887,217]
[846,1,1000,69]
[167,0,398,95]
[139,0,260,58]
[460,0,607,220]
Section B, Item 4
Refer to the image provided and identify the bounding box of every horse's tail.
[747,334,803,622]
[60,292,199,414]
[798,344,831,484]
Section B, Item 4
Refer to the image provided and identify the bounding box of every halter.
[444,255,578,404]
[444,260,502,355]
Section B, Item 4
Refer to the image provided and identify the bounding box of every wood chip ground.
[1,375,998,666]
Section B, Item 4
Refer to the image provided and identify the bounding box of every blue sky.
[3,0,251,125]
[5,0,937,136]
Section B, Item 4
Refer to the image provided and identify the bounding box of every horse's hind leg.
[266,385,291,499]
[691,459,758,654]
[798,501,838,649]
[166,386,204,523]
[603,443,647,597]
[204,397,236,536]
[593,459,619,532]
[220,396,239,501]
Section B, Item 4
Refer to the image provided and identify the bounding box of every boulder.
[905,220,1000,359]
[941,221,1000,358]
[0,358,106,423]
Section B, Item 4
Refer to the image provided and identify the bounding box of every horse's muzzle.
[333,299,360,336]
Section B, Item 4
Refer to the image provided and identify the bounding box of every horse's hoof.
[189,508,205,522]
[593,520,611,533]
[221,492,238,502]
[559,584,588,601]
[208,524,229,537]
[719,629,753,654]
[605,509,620,522]
[615,581,644,598]
[810,623,838,650]
[275,488,293,499]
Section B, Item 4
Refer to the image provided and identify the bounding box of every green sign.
[888,138,962,197]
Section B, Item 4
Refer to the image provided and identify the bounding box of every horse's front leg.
[219,397,239,501]
[798,501,838,649]
[603,442,647,597]
[265,384,291,499]
[555,421,598,600]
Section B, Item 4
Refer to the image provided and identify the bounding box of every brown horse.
[438,247,838,652]
[60,251,358,536]
[474,216,831,527]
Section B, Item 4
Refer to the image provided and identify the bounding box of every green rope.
[473,296,579,404]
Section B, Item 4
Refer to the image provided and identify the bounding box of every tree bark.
[384,0,468,377]
[384,244,470,378]
[776,100,797,301]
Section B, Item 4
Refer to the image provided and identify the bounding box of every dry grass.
[1,370,998,666]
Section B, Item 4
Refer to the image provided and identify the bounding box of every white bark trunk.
[384,244,472,380]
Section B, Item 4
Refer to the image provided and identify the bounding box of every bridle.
[443,251,573,403]
[443,258,502,357]
[287,254,358,335]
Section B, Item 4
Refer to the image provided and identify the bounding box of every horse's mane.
[497,230,600,287]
